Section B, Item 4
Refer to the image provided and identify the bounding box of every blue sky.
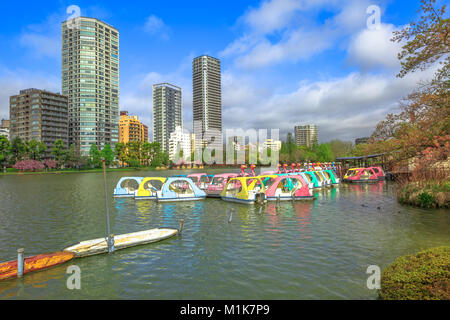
[0,0,440,142]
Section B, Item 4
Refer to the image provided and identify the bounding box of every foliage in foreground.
[380,246,450,300]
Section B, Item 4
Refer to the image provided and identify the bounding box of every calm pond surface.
[0,169,449,299]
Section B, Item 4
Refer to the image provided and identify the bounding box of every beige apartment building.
[9,88,68,156]
[119,111,148,143]
[294,125,318,148]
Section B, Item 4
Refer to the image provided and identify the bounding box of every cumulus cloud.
[18,12,63,58]
[144,15,170,40]
[347,23,404,71]
[244,0,302,34]
[221,0,375,69]
[221,68,436,142]
[0,66,59,120]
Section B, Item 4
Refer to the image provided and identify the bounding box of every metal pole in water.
[228,209,233,223]
[179,219,184,234]
[102,159,114,254]
[17,248,24,277]
[109,234,115,253]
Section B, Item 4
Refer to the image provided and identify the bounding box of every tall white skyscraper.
[152,83,182,153]
[192,55,222,149]
[62,17,120,155]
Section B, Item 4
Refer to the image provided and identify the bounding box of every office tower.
[0,119,10,140]
[294,125,318,147]
[168,126,191,162]
[119,111,148,143]
[259,139,282,152]
[192,55,222,149]
[355,137,369,145]
[62,17,119,156]
[152,83,182,153]
[9,88,68,156]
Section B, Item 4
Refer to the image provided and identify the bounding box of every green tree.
[10,136,27,163]
[64,144,78,167]
[114,142,127,165]
[126,141,142,167]
[51,139,66,168]
[0,135,10,167]
[26,139,47,160]
[392,0,449,86]
[101,143,114,166]
[141,142,153,166]
[329,140,353,158]
[89,144,102,168]
[316,143,334,162]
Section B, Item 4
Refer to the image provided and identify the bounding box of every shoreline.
[0,166,247,176]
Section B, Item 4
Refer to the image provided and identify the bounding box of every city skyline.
[0,0,439,143]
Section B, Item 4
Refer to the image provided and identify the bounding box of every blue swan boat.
[156,177,207,202]
[113,177,144,198]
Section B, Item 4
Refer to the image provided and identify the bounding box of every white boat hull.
[64,228,178,257]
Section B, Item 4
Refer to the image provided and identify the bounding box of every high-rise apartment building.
[192,55,222,149]
[152,83,182,153]
[168,126,191,162]
[62,17,119,156]
[355,137,369,145]
[119,111,148,143]
[294,125,318,147]
[0,119,10,140]
[9,89,68,155]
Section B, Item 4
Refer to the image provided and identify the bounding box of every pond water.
[0,169,449,299]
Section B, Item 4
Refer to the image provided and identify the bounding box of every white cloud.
[19,33,60,58]
[244,0,302,34]
[0,67,59,120]
[144,15,170,40]
[221,0,375,69]
[234,28,332,69]
[347,23,403,70]
[221,67,436,142]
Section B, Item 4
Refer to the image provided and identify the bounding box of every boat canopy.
[114,177,144,197]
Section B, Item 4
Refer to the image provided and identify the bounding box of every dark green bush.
[418,191,435,208]
[380,246,450,300]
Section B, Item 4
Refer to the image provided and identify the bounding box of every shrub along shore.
[380,246,450,300]
[397,181,450,209]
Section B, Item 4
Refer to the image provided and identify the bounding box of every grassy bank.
[397,181,450,209]
[0,167,164,175]
[380,246,450,300]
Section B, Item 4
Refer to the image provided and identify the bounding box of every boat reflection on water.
[369,181,385,193]
[346,183,365,197]
[293,201,312,240]
[0,263,67,299]
[263,200,312,241]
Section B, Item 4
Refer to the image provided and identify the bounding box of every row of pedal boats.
[113,164,349,204]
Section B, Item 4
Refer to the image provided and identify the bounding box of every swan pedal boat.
[134,177,167,200]
[187,173,212,190]
[261,175,315,201]
[156,177,207,202]
[344,168,379,183]
[221,176,267,204]
[206,173,238,197]
[114,177,144,198]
